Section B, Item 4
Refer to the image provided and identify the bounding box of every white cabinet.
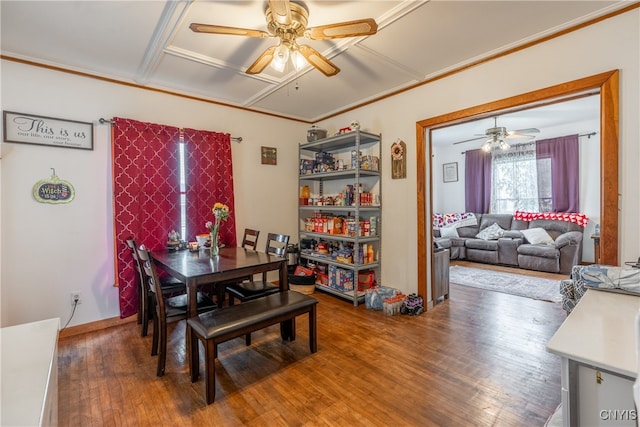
[576,365,636,425]
[298,130,381,306]
[1,318,60,427]
[547,290,640,426]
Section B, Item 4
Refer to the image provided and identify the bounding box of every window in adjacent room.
[490,142,552,213]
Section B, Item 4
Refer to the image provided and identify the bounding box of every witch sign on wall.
[33,169,75,204]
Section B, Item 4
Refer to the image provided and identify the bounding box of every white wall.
[1,9,638,327]
[0,63,306,327]
[432,146,466,214]
[318,10,639,296]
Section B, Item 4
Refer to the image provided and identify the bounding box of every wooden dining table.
[150,246,289,318]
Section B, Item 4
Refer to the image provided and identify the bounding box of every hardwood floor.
[58,284,566,426]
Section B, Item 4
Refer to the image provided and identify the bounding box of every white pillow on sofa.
[475,223,504,240]
[440,226,459,238]
[521,227,555,245]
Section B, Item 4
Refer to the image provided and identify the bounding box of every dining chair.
[226,232,289,304]
[225,232,289,345]
[241,228,260,250]
[137,247,217,376]
[213,228,262,305]
[126,238,185,337]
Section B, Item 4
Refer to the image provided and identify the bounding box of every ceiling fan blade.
[506,127,540,139]
[505,133,536,140]
[305,18,378,40]
[511,127,540,134]
[246,46,277,75]
[189,23,269,38]
[298,45,340,76]
[452,136,486,145]
[268,0,292,26]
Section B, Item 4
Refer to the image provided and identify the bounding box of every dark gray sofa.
[434,213,584,274]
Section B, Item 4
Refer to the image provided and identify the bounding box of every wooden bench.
[186,290,318,404]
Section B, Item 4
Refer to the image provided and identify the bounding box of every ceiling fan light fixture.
[291,48,307,71]
[499,139,510,150]
[271,43,290,71]
[481,141,492,153]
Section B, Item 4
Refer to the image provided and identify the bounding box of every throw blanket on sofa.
[513,210,589,227]
[432,212,477,230]
[577,264,640,293]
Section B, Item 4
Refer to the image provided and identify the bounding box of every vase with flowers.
[206,202,230,257]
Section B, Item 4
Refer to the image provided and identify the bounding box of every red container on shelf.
[358,270,376,290]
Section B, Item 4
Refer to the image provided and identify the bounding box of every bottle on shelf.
[300,185,311,205]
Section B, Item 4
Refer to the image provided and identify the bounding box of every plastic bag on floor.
[365,285,398,310]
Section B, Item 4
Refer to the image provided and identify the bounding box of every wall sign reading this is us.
[3,111,93,150]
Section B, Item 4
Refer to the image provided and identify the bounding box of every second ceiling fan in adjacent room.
[453,117,540,152]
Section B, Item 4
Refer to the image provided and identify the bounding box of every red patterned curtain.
[112,118,181,318]
[183,128,236,245]
[112,118,236,318]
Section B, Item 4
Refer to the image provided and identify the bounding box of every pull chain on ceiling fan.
[190,0,378,77]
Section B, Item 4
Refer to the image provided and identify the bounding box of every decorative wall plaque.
[32,169,75,204]
[391,139,406,179]
[261,146,277,165]
[3,111,93,150]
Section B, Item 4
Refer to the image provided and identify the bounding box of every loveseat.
[434,213,584,274]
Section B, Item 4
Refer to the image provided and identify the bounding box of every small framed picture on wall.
[443,162,458,183]
[261,146,277,165]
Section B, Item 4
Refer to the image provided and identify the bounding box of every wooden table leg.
[279,260,293,340]
[187,279,197,318]
[280,260,289,291]
[187,324,199,382]
[309,305,317,353]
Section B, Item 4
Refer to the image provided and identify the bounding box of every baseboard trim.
[59,315,136,339]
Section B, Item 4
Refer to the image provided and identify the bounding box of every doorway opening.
[415,70,619,305]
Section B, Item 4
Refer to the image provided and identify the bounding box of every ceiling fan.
[452,117,540,152]
[189,0,378,77]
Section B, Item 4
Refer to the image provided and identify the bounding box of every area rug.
[449,265,562,303]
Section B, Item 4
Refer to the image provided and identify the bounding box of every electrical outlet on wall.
[70,292,81,306]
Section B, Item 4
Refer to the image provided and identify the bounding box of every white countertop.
[547,289,640,378]
[1,318,59,426]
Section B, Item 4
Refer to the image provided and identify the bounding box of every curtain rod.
[460,131,598,154]
[98,118,243,142]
